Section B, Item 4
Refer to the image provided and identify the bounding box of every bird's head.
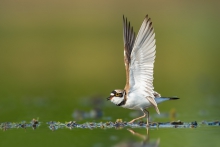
[107,89,125,105]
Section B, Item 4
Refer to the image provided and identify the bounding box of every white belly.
[122,92,152,110]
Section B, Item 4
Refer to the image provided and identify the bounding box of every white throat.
[111,94,125,106]
[111,97,124,105]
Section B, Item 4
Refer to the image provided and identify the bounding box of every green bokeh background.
[0,0,220,146]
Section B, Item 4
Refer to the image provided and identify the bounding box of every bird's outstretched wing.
[123,15,159,114]
[123,16,135,93]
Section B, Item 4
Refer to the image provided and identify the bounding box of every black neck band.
[116,91,127,106]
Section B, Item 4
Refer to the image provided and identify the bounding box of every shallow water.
[0,95,219,147]
[1,1,220,147]
[0,120,219,147]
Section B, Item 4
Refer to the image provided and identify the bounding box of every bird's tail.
[168,97,180,100]
[154,97,179,114]
[155,97,179,104]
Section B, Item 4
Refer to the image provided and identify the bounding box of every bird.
[107,15,179,126]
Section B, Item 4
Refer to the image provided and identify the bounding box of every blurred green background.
[0,0,220,146]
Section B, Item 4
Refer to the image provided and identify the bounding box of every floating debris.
[114,120,127,129]
[45,119,200,130]
[189,121,198,128]
[47,121,66,131]
[171,120,183,125]
[201,120,219,126]
[1,119,219,131]
[65,121,78,129]
[31,118,39,130]
[0,118,40,131]
[0,122,11,131]
[17,121,27,129]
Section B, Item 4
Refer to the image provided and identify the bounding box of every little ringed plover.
[107,15,179,126]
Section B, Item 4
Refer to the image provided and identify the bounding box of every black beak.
[106,96,111,101]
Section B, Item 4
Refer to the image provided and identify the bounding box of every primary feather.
[123,15,160,114]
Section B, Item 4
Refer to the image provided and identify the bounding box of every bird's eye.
[115,93,122,97]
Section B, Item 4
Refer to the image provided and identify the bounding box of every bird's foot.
[146,123,150,127]
[146,122,159,127]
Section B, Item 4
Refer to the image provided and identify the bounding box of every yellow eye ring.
[115,93,120,96]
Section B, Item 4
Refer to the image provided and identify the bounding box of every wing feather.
[127,15,160,114]
[123,16,136,93]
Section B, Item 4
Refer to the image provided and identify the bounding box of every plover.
[107,15,179,126]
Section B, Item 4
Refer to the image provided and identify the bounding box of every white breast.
[122,92,153,110]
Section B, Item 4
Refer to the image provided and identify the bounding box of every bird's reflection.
[114,128,160,147]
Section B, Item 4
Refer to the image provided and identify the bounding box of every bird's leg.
[143,109,150,127]
[144,109,160,128]
[129,109,146,124]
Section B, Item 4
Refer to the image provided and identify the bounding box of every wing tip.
[155,106,160,114]
[144,14,153,26]
[145,14,149,19]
